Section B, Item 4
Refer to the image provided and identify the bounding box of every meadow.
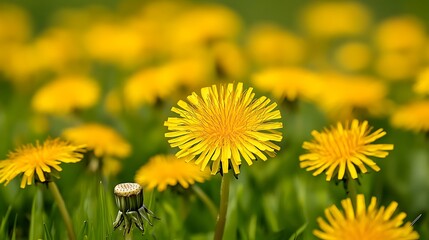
[0,0,428,239]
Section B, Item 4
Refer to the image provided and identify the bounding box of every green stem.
[47,181,76,240]
[192,185,218,220]
[346,173,358,207]
[213,173,231,240]
[125,232,132,240]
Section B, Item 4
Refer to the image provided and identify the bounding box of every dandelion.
[314,194,419,240]
[414,67,429,95]
[246,24,306,66]
[0,138,86,188]
[135,154,211,192]
[0,138,86,240]
[113,183,158,236]
[252,67,322,102]
[32,75,100,115]
[62,123,131,158]
[391,101,429,132]
[333,41,372,72]
[299,119,394,181]
[314,74,388,119]
[300,1,371,39]
[164,82,283,175]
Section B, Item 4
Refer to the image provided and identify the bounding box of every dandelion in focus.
[32,75,100,115]
[135,154,210,192]
[0,138,86,240]
[0,138,86,188]
[314,194,419,240]
[391,101,429,133]
[300,119,393,181]
[165,82,283,175]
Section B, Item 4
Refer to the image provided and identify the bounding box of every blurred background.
[0,0,428,239]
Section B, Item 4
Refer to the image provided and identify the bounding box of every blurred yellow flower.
[300,1,371,38]
[102,157,122,177]
[212,41,247,79]
[315,74,388,119]
[333,42,372,72]
[124,58,210,108]
[32,75,100,115]
[0,138,86,188]
[300,119,394,181]
[83,21,154,67]
[168,4,241,52]
[246,24,306,66]
[414,67,429,95]
[123,67,178,108]
[252,67,322,101]
[33,28,85,73]
[375,52,422,81]
[0,3,31,44]
[391,101,429,132]
[374,16,426,53]
[135,154,211,192]
[62,123,131,158]
[314,194,419,240]
[374,16,426,81]
[165,82,283,175]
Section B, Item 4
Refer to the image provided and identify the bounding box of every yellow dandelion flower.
[135,154,211,192]
[333,42,372,72]
[62,123,131,158]
[391,100,429,132]
[252,67,322,102]
[102,157,122,177]
[246,24,306,66]
[212,41,247,79]
[32,75,100,115]
[0,3,31,44]
[414,67,429,95]
[0,138,86,188]
[314,194,419,240]
[374,16,426,53]
[299,119,394,181]
[168,4,241,51]
[315,74,388,119]
[165,82,283,175]
[83,21,150,67]
[300,1,371,39]
[123,67,179,108]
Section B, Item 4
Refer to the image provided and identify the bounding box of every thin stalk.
[213,173,231,240]
[346,173,358,207]
[47,181,76,240]
[192,185,218,220]
[125,232,132,240]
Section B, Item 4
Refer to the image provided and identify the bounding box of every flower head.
[165,82,283,175]
[252,67,322,102]
[300,1,371,39]
[62,123,131,158]
[32,75,100,115]
[414,67,429,95]
[0,138,86,188]
[299,119,393,181]
[314,194,419,240]
[135,154,211,192]
[391,100,429,132]
[314,74,388,119]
